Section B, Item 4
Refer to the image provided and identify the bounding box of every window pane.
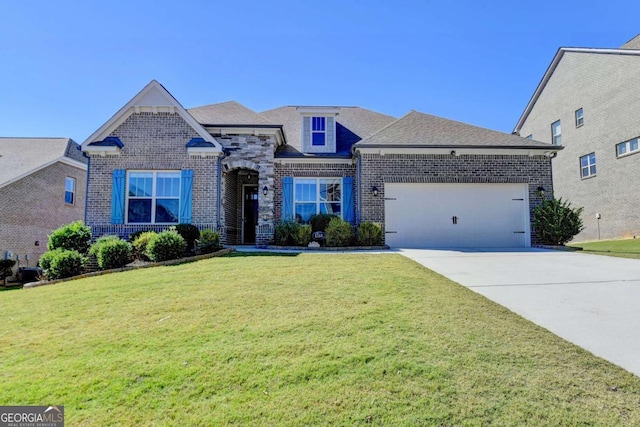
[590,165,596,175]
[631,139,639,151]
[128,199,152,223]
[312,132,326,146]
[156,173,180,197]
[295,203,316,223]
[129,173,153,197]
[312,117,325,131]
[156,199,179,223]
[617,143,627,156]
[65,177,75,192]
[581,156,588,167]
[319,179,341,201]
[65,191,74,204]
[295,179,317,202]
[589,153,596,164]
[320,203,341,216]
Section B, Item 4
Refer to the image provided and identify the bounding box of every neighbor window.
[580,153,596,178]
[575,108,584,127]
[616,137,640,157]
[65,177,75,204]
[551,120,562,145]
[127,171,180,223]
[294,178,341,223]
[311,117,326,146]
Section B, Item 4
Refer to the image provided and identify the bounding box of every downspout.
[83,152,90,227]
[354,149,362,226]
[217,151,226,231]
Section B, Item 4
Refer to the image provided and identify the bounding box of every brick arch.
[223,159,265,173]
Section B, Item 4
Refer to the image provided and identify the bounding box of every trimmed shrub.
[40,249,86,280]
[294,224,312,246]
[356,221,383,246]
[325,217,355,247]
[129,230,146,242]
[47,220,92,254]
[274,221,301,246]
[310,213,337,233]
[175,224,201,253]
[89,235,121,257]
[146,230,187,262]
[196,228,221,254]
[533,196,585,245]
[132,231,157,261]
[93,238,132,270]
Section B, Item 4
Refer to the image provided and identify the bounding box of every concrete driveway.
[399,248,640,377]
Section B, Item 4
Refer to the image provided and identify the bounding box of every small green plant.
[129,230,146,242]
[196,228,221,254]
[294,224,312,246]
[310,213,337,233]
[146,231,187,262]
[39,249,86,280]
[90,236,132,270]
[0,259,16,278]
[174,224,201,253]
[132,231,157,261]
[325,217,354,247]
[47,220,92,254]
[274,221,301,246]
[533,194,585,245]
[356,221,383,246]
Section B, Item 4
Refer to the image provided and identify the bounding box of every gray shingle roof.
[187,101,274,125]
[0,138,86,188]
[356,111,552,149]
[261,106,396,156]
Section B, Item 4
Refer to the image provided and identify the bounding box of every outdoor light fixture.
[262,185,268,196]
[450,150,457,156]
[371,186,379,197]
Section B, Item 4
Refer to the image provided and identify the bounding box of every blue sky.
[1,1,638,143]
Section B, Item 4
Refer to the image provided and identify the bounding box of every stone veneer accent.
[358,153,553,245]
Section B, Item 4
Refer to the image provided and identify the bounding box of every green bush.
[129,230,146,242]
[294,224,312,246]
[47,220,92,254]
[274,221,301,246]
[146,231,187,262]
[310,213,337,232]
[196,228,221,254]
[89,235,121,257]
[40,249,86,280]
[175,224,201,253]
[325,217,355,247]
[0,259,16,277]
[92,238,132,270]
[132,231,157,261]
[533,195,585,245]
[356,221,383,246]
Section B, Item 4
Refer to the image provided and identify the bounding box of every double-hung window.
[575,108,584,127]
[311,117,326,146]
[294,178,342,223]
[551,120,562,145]
[127,171,180,223]
[580,153,596,179]
[616,137,639,157]
[65,177,76,204]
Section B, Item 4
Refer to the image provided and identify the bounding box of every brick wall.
[359,153,552,245]
[0,162,86,269]
[518,52,640,241]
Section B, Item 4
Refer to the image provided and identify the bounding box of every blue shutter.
[179,169,194,224]
[343,177,354,225]
[282,176,294,221]
[111,169,126,224]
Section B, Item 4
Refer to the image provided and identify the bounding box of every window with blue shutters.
[125,170,187,224]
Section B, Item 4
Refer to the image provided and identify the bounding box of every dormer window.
[312,117,326,146]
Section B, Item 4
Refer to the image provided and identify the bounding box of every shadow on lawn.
[224,251,300,258]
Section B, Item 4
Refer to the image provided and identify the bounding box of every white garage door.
[384,183,530,248]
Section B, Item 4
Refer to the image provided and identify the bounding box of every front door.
[243,185,259,244]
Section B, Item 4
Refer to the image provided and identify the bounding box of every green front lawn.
[570,238,640,260]
[1,253,639,426]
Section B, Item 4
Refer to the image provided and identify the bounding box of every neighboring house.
[515,34,640,242]
[82,80,558,248]
[0,138,88,269]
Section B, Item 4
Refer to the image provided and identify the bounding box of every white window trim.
[293,177,343,221]
[575,108,584,127]
[580,153,596,179]
[551,120,562,145]
[616,137,640,158]
[65,177,76,205]
[126,170,181,224]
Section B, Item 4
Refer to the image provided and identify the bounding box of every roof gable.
[82,80,222,152]
[0,138,87,189]
[356,110,552,149]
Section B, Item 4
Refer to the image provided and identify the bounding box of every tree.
[533,194,584,245]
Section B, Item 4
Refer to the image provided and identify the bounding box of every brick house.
[0,138,87,270]
[514,34,640,241]
[82,80,557,248]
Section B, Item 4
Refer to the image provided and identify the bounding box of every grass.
[569,238,640,260]
[1,253,640,426]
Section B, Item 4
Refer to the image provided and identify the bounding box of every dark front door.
[243,186,259,244]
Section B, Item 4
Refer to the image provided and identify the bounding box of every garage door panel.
[384,183,529,248]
